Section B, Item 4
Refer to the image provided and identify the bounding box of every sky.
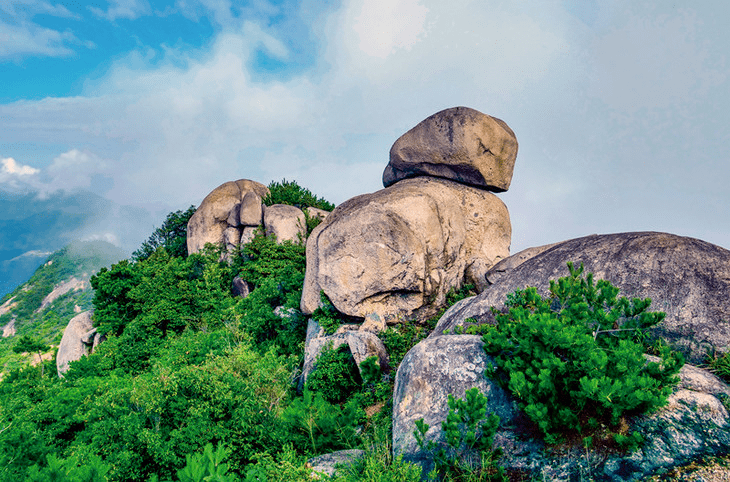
[1,0,729,257]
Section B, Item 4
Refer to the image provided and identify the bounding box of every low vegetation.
[0,180,695,481]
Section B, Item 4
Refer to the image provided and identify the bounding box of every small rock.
[263,204,306,244]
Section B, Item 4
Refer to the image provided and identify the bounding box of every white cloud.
[1,0,729,252]
[89,0,151,21]
[1,157,40,176]
[349,0,429,58]
[0,20,78,58]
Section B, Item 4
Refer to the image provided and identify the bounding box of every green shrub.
[263,179,335,212]
[281,390,360,455]
[306,343,362,404]
[481,262,684,444]
[176,443,238,482]
[414,387,504,481]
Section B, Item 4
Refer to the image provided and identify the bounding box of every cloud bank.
[1,0,728,253]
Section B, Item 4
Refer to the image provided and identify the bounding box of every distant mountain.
[0,189,152,298]
[0,240,127,375]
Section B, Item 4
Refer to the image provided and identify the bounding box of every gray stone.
[239,191,264,227]
[360,312,386,334]
[187,179,269,254]
[223,227,241,251]
[393,335,730,480]
[384,107,518,192]
[431,232,730,364]
[307,449,365,478]
[301,177,511,322]
[240,226,258,246]
[392,335,519,475]
[56,311,94,377]
[263,204,306,244]
[484,240,564,286]
[232,276,251,298]
[301,330,389,389]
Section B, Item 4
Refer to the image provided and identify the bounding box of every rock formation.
[187,179,270,255]
[383,106,518,191]
[302,107,516,323]
[431,232,730,364]
[301,177,511,321]
[393,335,730,480]
[263,204,306,243]
[300,319,390,389]
[56,311,101,376]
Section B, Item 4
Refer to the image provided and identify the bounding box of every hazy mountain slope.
[0,240,127,374]
[0,190,152,297]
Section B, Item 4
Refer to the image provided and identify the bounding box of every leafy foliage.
[132,206,196,261]
[306,343,363,404]
[482,262,684,443]
[263,179,335,212]
[415,388,504,481]
[177,442,238,482]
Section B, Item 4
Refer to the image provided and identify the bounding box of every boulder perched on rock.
[56,311,95,376]
[393,335,730,480]
[383,107,518,191]
[263,204,306,243]
[432,232,730,364]
[301,177,511,321]
[187,179,269,254]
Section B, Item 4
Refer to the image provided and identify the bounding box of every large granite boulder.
[186,179,269,254]
[383,107,518,192]
[300,177,511,321]
[56,311,95,377]
[432,232,730,364]
[393,335,730,480]
[263,204,306,243]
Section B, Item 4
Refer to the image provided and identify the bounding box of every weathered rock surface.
[392,335,518,474]
[239,191,264,226]
[431,232,730,364]
[484,241,563,286]
[1,318,16,338]
[393,335,730,480]
[383,107,518,192]
[307,449,365,478]
[301,177,511,321]
[263,204,306,243]
[231,276,251,298]
[301,319,390,389]
[56,311,94,376]
[186,179,269,254]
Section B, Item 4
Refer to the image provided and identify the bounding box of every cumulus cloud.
[1,0,729,251]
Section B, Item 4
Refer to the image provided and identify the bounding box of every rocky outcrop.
[484,241,564,286]
[383,107,518,192]
[307,449,365,478]
[36,276,87,312]
[56,311,95,376]
[300,319,390,389]
[186,179,269,254]
[432,232,730,364]
[393,335,730,480]
[263,204,306,243]
[301,177,511,321]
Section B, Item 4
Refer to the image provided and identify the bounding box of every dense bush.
[132,206,196,261]
[482,262,684,444]
[415,388,504,481]
[263,179,335,212]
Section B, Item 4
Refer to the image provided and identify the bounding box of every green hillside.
[0,240,127,375]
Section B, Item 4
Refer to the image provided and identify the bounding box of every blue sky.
[1,0,729,256]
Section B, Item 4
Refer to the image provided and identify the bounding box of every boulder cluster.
[56,106,730,479]
[302,106,517,323]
